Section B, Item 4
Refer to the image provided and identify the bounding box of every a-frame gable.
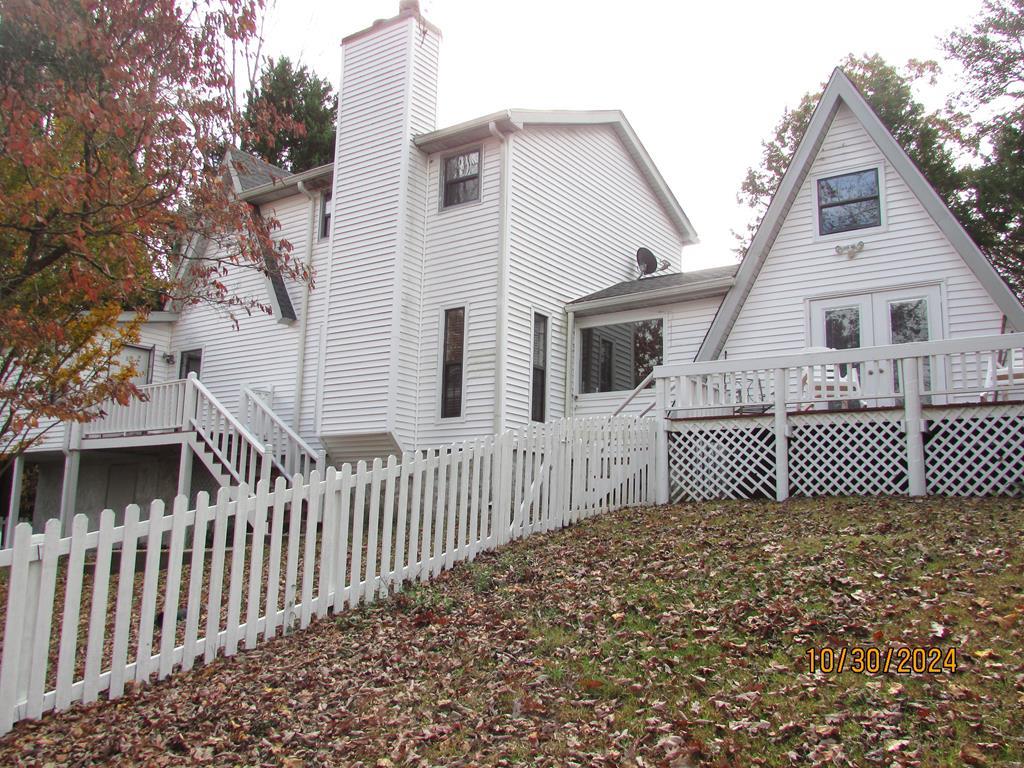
[696,69,1024,361]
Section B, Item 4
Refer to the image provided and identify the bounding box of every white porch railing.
[80,380,188,437]
[242,387,320,479]
[653,333,1024,503]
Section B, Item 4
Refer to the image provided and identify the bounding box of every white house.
[6,4,1023,535]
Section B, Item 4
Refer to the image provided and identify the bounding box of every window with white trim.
[579,318,662,394]
[817,168,881,235]
[531,313,548,422]
[319,190,332,239]
[441,307,465,418]
[442,148,481,208]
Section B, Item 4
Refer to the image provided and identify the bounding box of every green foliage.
[736,55,963,255]
[242,57,337,172]
[945,0,1024,298]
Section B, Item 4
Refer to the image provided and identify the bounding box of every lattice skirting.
[789,410,908,497]
[668,417,775,502]
[923,403,1024,496]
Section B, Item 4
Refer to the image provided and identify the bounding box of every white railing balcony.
[80,379,189,438]
[653,333,1024,418]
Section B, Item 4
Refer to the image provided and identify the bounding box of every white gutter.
[490,118,515,433]
[567,276,734,316]
[292,180,318,431]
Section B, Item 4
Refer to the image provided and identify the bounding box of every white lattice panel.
[924,404,1024,496]
[668,417,775,501]
[789,410,908,497]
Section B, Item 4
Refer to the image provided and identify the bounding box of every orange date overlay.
[805,646,958,674]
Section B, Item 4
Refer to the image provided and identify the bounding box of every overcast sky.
[259,0,982,270]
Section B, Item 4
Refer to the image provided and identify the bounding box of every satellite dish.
[636,247,657,277]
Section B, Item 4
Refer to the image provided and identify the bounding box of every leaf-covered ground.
[2,497,1022,767]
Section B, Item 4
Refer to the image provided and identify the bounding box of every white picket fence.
[0,416,655,733]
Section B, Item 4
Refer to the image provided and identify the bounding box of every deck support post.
[177,440,193,503]
[655,377,670,505]
[773,368,789,502]
[903,357,926,497]
[4,455,24,546]
[58,450,80,536]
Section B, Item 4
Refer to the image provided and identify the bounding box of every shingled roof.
[569,265,736,312]
[223,147,291,195]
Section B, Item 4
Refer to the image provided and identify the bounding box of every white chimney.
[319,4,441,455]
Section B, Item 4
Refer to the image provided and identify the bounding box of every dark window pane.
[444,177,479,207]
[445,150,479,181]
[820,199,881,234]
[824,307,861,350]
[579,319,663,393]
[817,169,878,205]
[320,191,332,239]
[442,308,465,418]
[531,314,547,422]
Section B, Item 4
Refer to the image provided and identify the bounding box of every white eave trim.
[696,68,1024,362]
[568,276,734,317]
[415,109,699,246]
[238,163,334,204]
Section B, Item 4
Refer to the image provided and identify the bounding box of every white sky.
[260,0,982,270]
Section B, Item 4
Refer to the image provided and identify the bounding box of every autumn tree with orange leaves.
[0,0,307,467]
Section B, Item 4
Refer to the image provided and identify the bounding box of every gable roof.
[568,265,735,316]
[223,147,292,195]
[414,109,699,246]
[696,69,1024,361]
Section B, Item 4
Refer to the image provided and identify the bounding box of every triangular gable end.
[696,68,1024,361]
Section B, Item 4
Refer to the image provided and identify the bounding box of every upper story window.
[442,148,480,208]
[320,190,332,239]
[817,168,881,235]
[579,318,663,394]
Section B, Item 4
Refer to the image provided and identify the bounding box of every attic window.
[817,169,881,235]
[442,148,481,208]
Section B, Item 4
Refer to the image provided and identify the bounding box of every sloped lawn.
[2,496,1022,767]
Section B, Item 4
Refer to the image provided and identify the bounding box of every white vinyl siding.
[722,103,1004,360]
[172,191,323,439]
[393,27,440,449]
[508,125,685,427]
[413,138,502,447]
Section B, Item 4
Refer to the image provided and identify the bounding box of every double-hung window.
[816,168,881,235]
[441,307,465,418]
[442,148,481,208]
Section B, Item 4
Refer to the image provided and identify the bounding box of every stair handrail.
[612,370,655,416]
[186,373,270,487]
[241,386,320,478]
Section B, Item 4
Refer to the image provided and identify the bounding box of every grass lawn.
[1,496,1021,767]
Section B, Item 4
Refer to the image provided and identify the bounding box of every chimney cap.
[398,0,420,15]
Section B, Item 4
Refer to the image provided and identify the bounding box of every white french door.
[809,285,944,399]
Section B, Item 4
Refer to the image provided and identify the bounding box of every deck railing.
[80,380,189,438]
[654,333,1024,416]
[652,333,1024,504]
[189,376,270,488]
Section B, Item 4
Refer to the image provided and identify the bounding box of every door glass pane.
[889,299,931,392]
[889,299,929,344]
[824,307,860,350]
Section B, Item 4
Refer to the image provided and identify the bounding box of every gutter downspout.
[293,180,318,431]
[490,118,513,434]
[565,309,575,417]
